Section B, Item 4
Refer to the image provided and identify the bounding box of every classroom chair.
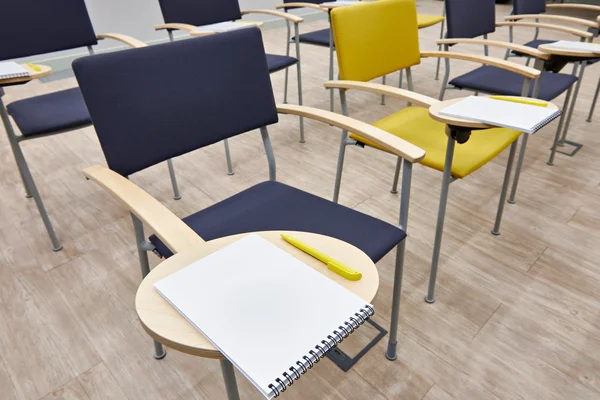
[438,0,579,203]
[75,28,425,363]
[275,0,444,111]
[326,0,541,306]
[155,0,306,176]
[0,0,180,252]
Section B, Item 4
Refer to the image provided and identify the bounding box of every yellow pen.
[26,62,42,72]
[281,234,362,281]
[489,95,548,108]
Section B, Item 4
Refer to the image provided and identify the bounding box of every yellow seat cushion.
[349,107,522,179]
[417,14,445,29]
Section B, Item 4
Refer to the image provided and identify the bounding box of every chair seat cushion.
[349,107,521,179]
[294,28,331,47]
[7,88,91,137]
[449,66,577,101]
[150,181,405,262]
[417,14,444,29]
[266,53,298,73]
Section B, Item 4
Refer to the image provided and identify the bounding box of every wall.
[19,0,323,70]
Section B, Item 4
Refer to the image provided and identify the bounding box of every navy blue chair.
[154,0,306,176]
[75,28,425,368]
[437,0,579,205]
[0,0,181,252]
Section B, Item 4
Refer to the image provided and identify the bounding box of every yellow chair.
[327,0,541,315]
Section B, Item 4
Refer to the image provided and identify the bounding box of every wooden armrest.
[437,38,551,60]
[421,51,541,79]
[496,21,594,39]
[504,14,599,29]
[154,23,197,32]
[275,3,326,11]
[83,165,204,254]
[547,3,600,13]
[241,9,303,23]
[97,33,147,49]
[324,80,439,108]
[277,104,426,163]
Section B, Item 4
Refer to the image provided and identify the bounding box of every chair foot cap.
[154,351,167,360]
[173,196,182,200]
[586,118,592,122]
[299,140,306,144]
[424,296,435,304]
[227,172,235,176]
[546,162,554,166]
[52,245,63,252]
[25,194,33,199]
[390,190,398,194]
[507,199,516,204]
[491,230,500,236]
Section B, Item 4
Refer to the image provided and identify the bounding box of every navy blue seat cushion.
[150,181,405,262]
[266,54,298,73]
[449,66,577,101]
[6,88,91,137]
[294,28,331,47]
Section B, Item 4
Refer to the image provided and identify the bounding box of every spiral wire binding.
[267,305,374,397]
[531,110,561,134]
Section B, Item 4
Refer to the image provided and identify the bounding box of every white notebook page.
[543,40,600,54]
[439,96,561,134]
[0,61,30,80]
[154,234,372,399]
[192,21,256,34]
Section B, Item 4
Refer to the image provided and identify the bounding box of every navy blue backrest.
[513,0,546,15]
[73,28,278,177]
[0,0,97,61]
[445,0,496,39]
[158,0,242,26]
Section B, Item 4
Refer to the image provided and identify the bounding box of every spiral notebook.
[439,96,561,134]
[154,234,373,399]
[0,62,30,80]
[542,40,600,54]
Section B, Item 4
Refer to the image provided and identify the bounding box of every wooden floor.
[2,1,600,399]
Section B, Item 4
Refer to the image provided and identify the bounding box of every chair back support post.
[398,159,413,231]
[332,89,350,204]
[260,126,277,181]
[520,78,532,98]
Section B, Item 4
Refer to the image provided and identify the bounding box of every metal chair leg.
[399,69,403,89]
[586,75,600,122]
[425,132,456,304]
[390,157,401,194]
[224,139,234,176]
[507,134,528,205]
[548,86,573,165]
[333,90,349,204]
[328,17,335,112]
[294,23,305,143]
[131,213,166,360]
[435,7,446,80]
[381,75,387,105]
[558,61,587,144]
[492,141,518,235]
[439,52,450,101]
[284,21,292,104]
[220,359,241,400]
[386,160,412,361]
[166,159,181,200]
[0,93,61,251]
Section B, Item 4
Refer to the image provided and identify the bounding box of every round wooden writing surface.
[429,96,560,130]
[189,21,265,37]
[538,43,600,58]
[0,64,52,86]
[135,231,379,359]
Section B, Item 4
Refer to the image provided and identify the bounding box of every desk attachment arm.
[324,80,439,108]
[83,165,205,254]
[275,3,326,11]
[436,38,550,60]
[496,21,594,39]
[277,104,426,163]
[241,9,303,23]
[97,33,148,49]
[504,14,599,29]
[154,23,197,32]
[421,51,541,79]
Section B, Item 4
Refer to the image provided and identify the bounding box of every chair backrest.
[158,0,242,26]
[513,0,546,15]
[73,28,278,177]
[0,0,97,61]
[331,0,421,83]
[445,0,496,39]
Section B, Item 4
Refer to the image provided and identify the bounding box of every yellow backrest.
[331,0,421,83]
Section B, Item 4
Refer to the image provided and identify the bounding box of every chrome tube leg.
[224,139,234,176]
[492,141,518,235]
[586,76,600,122]
[483,34,489,57]
[0,93,61,251]
[559,61,586,144]
[548,86,573,165]
[406,67,414,107]
[386,161,413,361]
[220,360,241,400]
[390,157,401,194]
[260,127,277,181]
[294,23,305,143]
[166,159,181,200]
[399,69,404,88]
[507,134,529,204]
[504,26,514,60]
[329,15,335,112]
[284,21,291,104]
[333,90,349,203]
[439,46,451,100]
[425,131,456,304]
[381,75,387,105]
[435,6,446,79]
[131,213,166,359]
